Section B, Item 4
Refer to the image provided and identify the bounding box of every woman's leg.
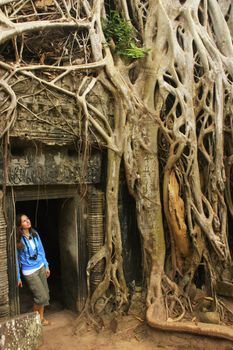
[24,268,50,324]
[33,303,44,321]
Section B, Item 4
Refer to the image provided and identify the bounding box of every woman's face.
[20,215,31,230]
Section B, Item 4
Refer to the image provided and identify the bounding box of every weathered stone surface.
[216,280,233,297]
[0,312,42,350]
[196,311,220,324]
[0,143,101,186]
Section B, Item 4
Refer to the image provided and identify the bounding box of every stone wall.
[0,141,102,186]
[0,312,42,350]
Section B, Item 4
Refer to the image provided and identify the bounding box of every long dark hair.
[16,213,37,250]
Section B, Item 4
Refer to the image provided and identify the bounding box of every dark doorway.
[16,199,65,314]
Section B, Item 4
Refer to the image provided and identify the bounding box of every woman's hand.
[18,280,23,288]
[45,268,50,278]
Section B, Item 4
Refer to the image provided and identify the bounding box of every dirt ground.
[19,287,233,350]
[38,309,233,350]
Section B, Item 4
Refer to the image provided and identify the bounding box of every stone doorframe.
[5,185,88,316]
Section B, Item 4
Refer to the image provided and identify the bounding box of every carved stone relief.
[0,143,101,186]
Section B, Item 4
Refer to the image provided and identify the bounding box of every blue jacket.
[17,231,49,282]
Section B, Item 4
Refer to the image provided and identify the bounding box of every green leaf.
[103,11,149,59]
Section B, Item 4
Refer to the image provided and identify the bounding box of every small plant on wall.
[103,11,149,59]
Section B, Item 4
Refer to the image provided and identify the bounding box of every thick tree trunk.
[135,122,166,320]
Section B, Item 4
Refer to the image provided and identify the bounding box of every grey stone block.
[0,312,42,350]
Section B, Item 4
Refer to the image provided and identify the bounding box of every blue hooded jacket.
[17,231,49,282]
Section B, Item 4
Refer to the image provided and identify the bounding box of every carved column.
[0,191,9,317]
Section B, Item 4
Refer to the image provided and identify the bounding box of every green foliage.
[120,43,148,59]
[103,11,148,59]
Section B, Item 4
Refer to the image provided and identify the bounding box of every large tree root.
[147,306,233,342]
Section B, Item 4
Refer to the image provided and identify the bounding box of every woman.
[16,213,50,326]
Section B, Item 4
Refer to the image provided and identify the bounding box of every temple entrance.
[16,199,64,314]
[6,185,88,317]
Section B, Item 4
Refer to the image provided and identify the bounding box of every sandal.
[41,318,51,326]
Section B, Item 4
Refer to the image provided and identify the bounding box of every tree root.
[73,306,104,336]
[147,305,233,342]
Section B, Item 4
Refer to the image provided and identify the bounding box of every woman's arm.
[36,233,49,268]
[36,233,50,277]
[16,250,23,287]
